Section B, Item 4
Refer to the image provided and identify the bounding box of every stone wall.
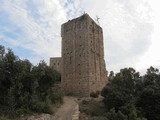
[61,14,108,96]
[50,57,61,73]
[87,15,108,93]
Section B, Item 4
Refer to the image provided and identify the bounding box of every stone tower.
[61,14,108,96]
[50,57,61,73]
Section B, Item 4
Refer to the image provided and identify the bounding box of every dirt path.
[53,96,79,120]
[18,96,79,120]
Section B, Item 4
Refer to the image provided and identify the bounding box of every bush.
[0,116,10,120]
[80,99,106,116]
[0,45,62,118]
[92,116,108,120]
[48,93,63,104]
[30,101,51,113]
[101,67,158,120]
[81,100,89,105]
[90,91,100,98]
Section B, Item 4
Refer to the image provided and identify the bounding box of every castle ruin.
[50,14,108,97]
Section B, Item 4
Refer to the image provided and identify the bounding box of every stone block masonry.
[50,14,108,97]
[50,57,61,73]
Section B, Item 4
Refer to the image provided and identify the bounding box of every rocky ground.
[18,96,79,120]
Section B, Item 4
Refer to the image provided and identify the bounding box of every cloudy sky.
[0,0,160,74]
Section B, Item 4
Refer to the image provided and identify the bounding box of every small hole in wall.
[79,82,80,85]
[92,28,94,32]
[70,56,72,64]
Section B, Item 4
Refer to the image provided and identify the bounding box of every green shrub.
[0,45,63,118]
[90,91,100,98]
[48,93,63,104]
[80,99,106,116]
[0,116,10,120]
[66,92,74,96]
[30,100,51,113]
[92,116,108,120]
[82,100,89,105]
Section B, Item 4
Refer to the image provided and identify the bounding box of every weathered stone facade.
[61,14,107,96]
[50,14,108,97]
[50,57,61,73]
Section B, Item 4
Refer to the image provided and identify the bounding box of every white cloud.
[0,0,156,74]
[135,0,160,72]
[80,0,153,72]
[0,0,67,64]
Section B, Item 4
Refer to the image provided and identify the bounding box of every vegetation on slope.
[80,67,160,120]
[0,45,62,119]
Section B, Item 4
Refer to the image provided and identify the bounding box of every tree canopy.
[102,67,160,120]
[0,45,62,118]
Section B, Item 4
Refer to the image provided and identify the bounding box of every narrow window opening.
[92,28,94,32]
[70,56,72,64]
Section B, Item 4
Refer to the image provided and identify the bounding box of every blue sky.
[0,0,160,74]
